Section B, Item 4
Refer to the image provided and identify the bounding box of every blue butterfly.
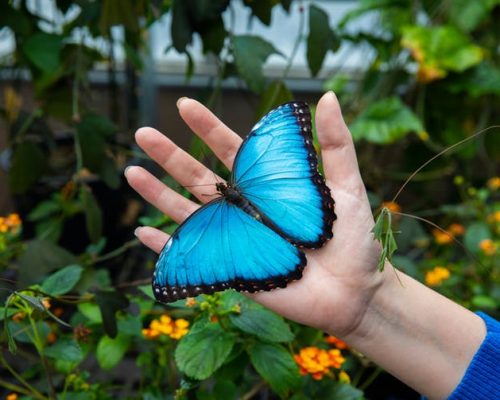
[153,102,336,302]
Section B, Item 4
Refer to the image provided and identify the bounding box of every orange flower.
[0,213,22,234]
[381,201,401,214]
[448,223,465,236]
[12,312,25,322]
[185,298,197,307]
[42,298,51,309]
[432,229,453,245]
[479,239,497,256]
[487,177,500,191]
[294,346,346,380]
[425,266,451,286]
[47,332,57,344]
[325,335,348,350]
[6,393,18,400]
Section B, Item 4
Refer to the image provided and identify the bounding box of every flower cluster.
[432,223,464,245]
[142,315,189,340]
[294,347,346,380]
[0,213,21,234]
[479,239,497,256]
[425,266,451,286]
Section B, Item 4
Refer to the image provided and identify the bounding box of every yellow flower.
[487,211,500,224]
[294,346,346,380]
[487,177,500,191]
[6,393,18,400]
[142,315,190,340]
[425,266,451,286]
[479,239,497,256]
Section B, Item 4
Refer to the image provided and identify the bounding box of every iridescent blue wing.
[153,198,306,303]
[232,102,335,248]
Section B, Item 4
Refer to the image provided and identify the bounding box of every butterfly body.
[153,102,336,303]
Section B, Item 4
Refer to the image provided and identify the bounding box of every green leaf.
[175,319,236,380]
[471,295,497,309]
[248,342,300,397]
[45,339,83,363]
[464,222,491,253]
[229,307,294,343]
[28,200,61,221]
[41,264,84,296]
[96,333,130,370]
[448,0,500,32]
[327,382,365,400]
[232,35,281,93]
[307,4,339,76]
[99,0,139,34]
[80,184,103,243]
[9,141,47,193]
[95,290,130,338]
[350,97,424,144]
[138,285,155,300]
[78,302,102,323]
[200,16,227,55]
[23,33,63,73]
[255,80,293,119]
[401,25,483,81]
[448,63,500,97]
[243,0,278,25]
[17,239,77,286]
[171,0,193,52]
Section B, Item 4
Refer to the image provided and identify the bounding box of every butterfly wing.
[153,198,306,303]
[232,102,335,248]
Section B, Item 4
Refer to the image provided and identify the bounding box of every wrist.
[340,264,486,399]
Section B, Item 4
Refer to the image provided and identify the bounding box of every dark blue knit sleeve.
[447,312,500,400]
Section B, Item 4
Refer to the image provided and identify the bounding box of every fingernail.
[134,227,142,238]
[176,97,188,108]
[124,165,134,177]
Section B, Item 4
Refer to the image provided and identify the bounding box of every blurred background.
[0,1,498,399]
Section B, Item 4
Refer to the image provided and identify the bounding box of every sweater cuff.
[447,312,500,400]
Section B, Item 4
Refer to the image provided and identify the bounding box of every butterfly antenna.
[391,125,500,204]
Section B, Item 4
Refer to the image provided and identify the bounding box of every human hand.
[125,91,383,338]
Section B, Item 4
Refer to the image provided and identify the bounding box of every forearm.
[342,265,486,400]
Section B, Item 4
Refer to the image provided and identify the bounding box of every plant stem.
[0,352,49,400]
[358,366,382,391]
[94,238,140,263]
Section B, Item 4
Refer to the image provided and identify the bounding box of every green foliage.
[0,0,499,399]
[349,97,424,144]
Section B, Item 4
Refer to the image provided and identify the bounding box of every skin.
[125,92,486,400]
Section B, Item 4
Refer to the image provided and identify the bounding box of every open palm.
[126,92,383,337]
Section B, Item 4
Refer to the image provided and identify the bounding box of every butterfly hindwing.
[232,102,335,248]
[153,199,306,303]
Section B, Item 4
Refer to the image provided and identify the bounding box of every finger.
[177,97,243,169]
[315,91,364,191]
[135,127,222,202]
[135,226,169,254]
[125,166,199,224]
